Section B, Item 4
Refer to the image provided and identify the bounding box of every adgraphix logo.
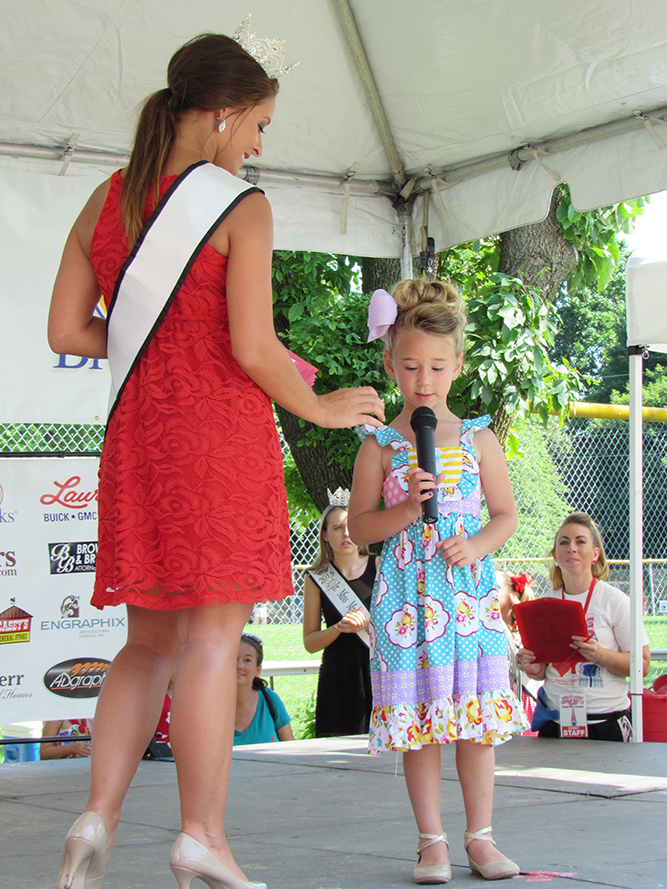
[44,657,110,699]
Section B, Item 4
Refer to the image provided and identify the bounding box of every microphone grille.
[410,406,438,431]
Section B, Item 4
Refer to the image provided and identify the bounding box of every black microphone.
[410,407,439,524]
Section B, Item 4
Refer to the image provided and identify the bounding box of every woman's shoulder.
[77,174,119,255]
[595,579,630,608]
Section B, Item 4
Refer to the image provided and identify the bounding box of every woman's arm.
[437,428,517,567]
[48,180,111,359]
[277,723,295,742]
[223,194,384,429]
[302,576,343,653]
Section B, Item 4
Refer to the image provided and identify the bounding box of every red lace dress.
[89,171,292,610]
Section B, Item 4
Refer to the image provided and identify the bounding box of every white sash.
[106,162,260,420]
[308,561,371,648]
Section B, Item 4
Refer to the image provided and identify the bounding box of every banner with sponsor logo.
[0,456,125,723]
[0,165,110,425]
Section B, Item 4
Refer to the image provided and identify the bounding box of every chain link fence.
[2,416,666,690]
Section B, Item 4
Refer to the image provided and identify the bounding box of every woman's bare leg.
[456,740,508,866]
[403,746,450,869]
[85,605,181,861]
[169,601,253,880]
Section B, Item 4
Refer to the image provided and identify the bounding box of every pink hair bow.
[367,288,397,344]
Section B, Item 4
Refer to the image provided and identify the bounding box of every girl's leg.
[403,746,450,868]
[85,605,181,861]
[169,601,253,881]
[455,740,510,866]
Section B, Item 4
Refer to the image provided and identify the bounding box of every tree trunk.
[498,190,578,303]
[360,256,401,294]
[274,405,352,513]
[491,189,579,444]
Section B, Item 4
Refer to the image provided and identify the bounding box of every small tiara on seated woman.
[327,487,350,507]
[234,15,299,78]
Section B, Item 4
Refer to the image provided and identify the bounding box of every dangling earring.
[218,116,226,133]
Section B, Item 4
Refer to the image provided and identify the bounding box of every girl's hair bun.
[387,279,466,354]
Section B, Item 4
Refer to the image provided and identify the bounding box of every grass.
[247,618,667,738]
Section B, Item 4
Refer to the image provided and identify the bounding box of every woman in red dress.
[48,32,383,889]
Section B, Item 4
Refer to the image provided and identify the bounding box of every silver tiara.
[327,487,350,507]
[233,15,299,78]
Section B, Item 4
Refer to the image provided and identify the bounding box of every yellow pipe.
[568,402,667,422]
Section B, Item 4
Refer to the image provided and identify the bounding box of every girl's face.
[323,509,357,558]
[384,329,463,416]
[553,523,600,583]
[213,94,276,175]
[236,641,261,688]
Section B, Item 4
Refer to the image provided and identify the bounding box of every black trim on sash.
[105,162,262,428]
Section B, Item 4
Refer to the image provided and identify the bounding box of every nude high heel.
[413,832,451,884]
[169,833,267,889]
[463,827,519,880]
[56,812,107,889]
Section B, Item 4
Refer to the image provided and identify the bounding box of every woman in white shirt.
[518,512,651,741]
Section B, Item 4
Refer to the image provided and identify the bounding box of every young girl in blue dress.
[348,280,528,884]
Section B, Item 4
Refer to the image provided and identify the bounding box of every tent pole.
[332,0,405,189]
[397,203,413,279]
[628,345,645,742]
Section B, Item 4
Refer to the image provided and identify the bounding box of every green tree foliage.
[551,248,666,403]
[555,187,645,293]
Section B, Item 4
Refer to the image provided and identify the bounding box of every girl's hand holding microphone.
[405,465,437,521]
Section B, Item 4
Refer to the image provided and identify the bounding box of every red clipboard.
[514,598,589,664]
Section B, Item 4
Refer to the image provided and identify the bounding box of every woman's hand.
[316,387,385,429]
[437,534,479,567]
[570,635,602,663]
[335,607,370,634]
[516,647,546,679]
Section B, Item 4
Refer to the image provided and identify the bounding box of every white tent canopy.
[3,0,667,258]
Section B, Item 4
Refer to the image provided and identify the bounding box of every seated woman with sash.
[303,494,378,736]
[47,30,384,889]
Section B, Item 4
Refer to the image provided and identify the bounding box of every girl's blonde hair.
[386,279,467,356]
[309,505,369,571]
[496,570,535,629]
[549,511,610,589]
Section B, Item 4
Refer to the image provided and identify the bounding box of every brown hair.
[309,505,370,571]
[121,33,279,244]
[386,279,467,356]
[240,633,267,690]
[549,512,610,588]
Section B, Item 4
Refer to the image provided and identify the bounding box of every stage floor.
[2,735,666,888]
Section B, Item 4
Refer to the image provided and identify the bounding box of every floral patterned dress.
[358,417,528,753]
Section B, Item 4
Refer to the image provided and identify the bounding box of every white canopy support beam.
[417,103,667,190]
[628,345,645,742]
[331,0,406,189]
